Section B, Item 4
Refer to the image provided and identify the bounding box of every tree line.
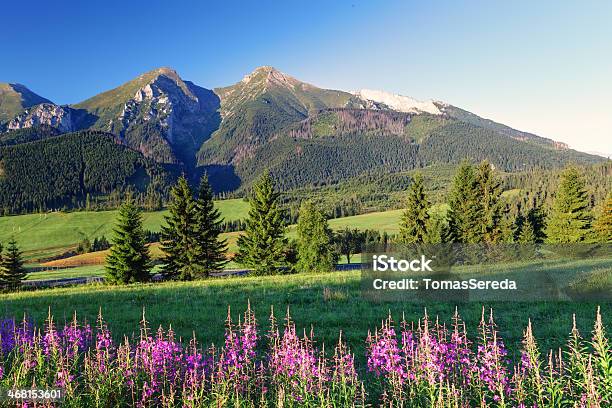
[104,162,611,284]
[398,161,611,245]
[103,171,391,283]
[3,160,609,290]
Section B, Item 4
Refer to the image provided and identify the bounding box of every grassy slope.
[0,199,249,260]
[1,270,608,364]
[0,83,52,123]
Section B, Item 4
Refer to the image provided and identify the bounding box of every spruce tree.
[161,176,198,280]
[426,210,453,244]
[398,173,430,243]
[193,175,228,276]
[235,172,287,275]
[447,161,482,243]
[105,200,151,284]
[476,161,506,243]
[546,167,593,243]
[0,239,27,290]
[296,201,337,273]
[593,192,612,243]
[514,203,547,244]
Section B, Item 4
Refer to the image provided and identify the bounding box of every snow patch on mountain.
[353,89,442,115]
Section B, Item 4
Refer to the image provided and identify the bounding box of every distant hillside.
[0,130,175,213]
[0,66,606,211]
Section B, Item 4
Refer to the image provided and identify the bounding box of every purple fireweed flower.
[0,318,16,354]
[61,320,92,357]
[367,316,406,381]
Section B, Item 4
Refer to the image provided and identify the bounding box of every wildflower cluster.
[0,306,609,407]
[365,307,610,407]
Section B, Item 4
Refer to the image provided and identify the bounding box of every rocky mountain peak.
[0,83,53,123]
[241,66,299,89]
[7,103,75,133]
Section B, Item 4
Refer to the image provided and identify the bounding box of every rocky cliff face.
[117,73,202,144]
[8,103,75,133]
[110,70,220,165]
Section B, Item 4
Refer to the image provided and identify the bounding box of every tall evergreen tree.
[193,175,228,276]
[235,172,287,275]
[546,167,593,243]
[296,201,337,273]
[105,200,151,284]
[476,161,506,243]
[160,176,199,280]
[447,161,482,243]
[398,173,430,243]
[0,239,27,290]
[593,192,612,243]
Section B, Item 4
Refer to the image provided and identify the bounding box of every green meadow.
[1,270,609,363]
[0,199,249,260]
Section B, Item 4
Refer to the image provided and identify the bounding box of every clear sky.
[1,0,610,154]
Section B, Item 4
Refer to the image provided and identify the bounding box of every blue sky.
[1,0,610,154]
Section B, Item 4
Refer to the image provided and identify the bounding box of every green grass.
[26,265,105,281]
[0,199,248,260]
[1,270,608,364]
[1,202,402,264]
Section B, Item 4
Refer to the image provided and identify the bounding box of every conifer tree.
[593,192,612,242]
[193,175,228,276]
[426,211,453,244]
[105,199,151,284]
[398,173,430,243]
[447,161,482,243]
[160,176,199,280]
[546,167,593,243]
[476,161,506,243]
[0,239,27,290]
[296,201,337,273]
[235,172,287,275]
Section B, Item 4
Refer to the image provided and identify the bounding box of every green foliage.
[161,176,199,280]
[476,161,507,243]
[447,161,482,243]
[514,205,547,244]
[403,114,449,143]
[398,173,430,243]
[593,193,612,242]
[0,130,174,213]
[193,174,228,275]
[447,161,509,243]
[334,227,362,264]
[0,239,27,290]
[425,206,453,244]
[92,236,110,252]
[0,125,61,146]
[105,200,151,284]
[296,201,337,273]
[160,175,229,280]
[546,167,593,243]
[235,172,287,275]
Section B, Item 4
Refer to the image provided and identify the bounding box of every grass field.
[0,199,249,260]
[4,205,408,281]
[1,270,609,365]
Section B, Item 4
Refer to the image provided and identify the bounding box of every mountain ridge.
[0,66,605,200]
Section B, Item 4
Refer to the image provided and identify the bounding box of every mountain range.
[0,66,605,211]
